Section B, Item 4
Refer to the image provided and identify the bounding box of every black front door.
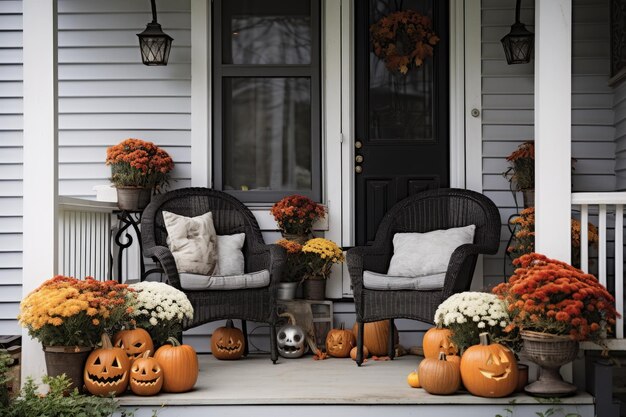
[355,0,449,245]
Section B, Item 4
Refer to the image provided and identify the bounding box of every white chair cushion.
[387,225,476,277]
[179,269,270,291]
[162,211,218,275]
[363,270,445,291]
[215,233,245,276]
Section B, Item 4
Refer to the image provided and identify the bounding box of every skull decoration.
[460,332,518,398]
[84,333,131,396]
[277,324,307,359]
[211,319,245,360]
[129,351,163,396]
[114,328,154,362]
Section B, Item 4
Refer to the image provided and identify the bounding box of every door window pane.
[222,78,312,192]
[368,0,435,141]
[222,0,312,65]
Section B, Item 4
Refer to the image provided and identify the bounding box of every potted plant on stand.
[301,238,344,300]
[276,239,307,300]
[503,141,535,208]
[493,253,618,397]
[106,138,174,211]
[271,195,326,244]
[18,276,135,392]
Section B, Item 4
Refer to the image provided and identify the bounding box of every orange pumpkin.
[423,327,457,358]
[84,333,131,396]
[460,332,518,398]
[407,370,421,388]
[114,328,154,363]
[129,351,163,396]
[154,337,198,393]
[326,324,355,358]
[211,319,245,360]
[350,346,369,361]
[418,352,460,395]
[352,321,398,356]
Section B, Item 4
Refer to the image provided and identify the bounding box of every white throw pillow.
[215,233,246,276]
[162,211,218,275]
[387,225,476,277]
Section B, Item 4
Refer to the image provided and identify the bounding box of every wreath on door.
[370,10,439,75]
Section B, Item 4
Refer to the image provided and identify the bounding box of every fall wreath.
[370,10,439,75]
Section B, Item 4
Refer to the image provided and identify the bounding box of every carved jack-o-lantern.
[423,327,457,358]
[114,328,154,362]
[277,314,307,359]
[129,351,163,396]
[460,332,518,398]
[325,324,355,358]
[211,319,245,360]
[84,333,131,396]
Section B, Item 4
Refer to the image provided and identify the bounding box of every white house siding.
[615,80,626,190]
[481,0,616,286]
[0,0,24,336]
[57,0,192,198]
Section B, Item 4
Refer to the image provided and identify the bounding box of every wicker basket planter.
[521,330,578,397]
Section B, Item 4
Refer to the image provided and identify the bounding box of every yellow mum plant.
[19,276,136,347]
[301,238,345,280]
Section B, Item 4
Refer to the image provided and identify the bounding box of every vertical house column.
[22,0,58,381]
[534,0,572,263]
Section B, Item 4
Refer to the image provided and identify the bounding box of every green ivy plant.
[495,398,582,417]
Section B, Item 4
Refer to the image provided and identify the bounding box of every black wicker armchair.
[141,188,285,363]
[347,188,501,366]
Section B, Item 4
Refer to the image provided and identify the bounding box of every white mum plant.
[434,291,514,353]
[130,281,194,346]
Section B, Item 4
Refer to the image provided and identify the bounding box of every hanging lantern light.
[500,0,534,65]
[137,0,173,66]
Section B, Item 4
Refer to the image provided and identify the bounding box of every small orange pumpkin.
[129,350,163,396]
[154,337,198,393]
[326,324,355,358]
[114,328,154,363]
[211,319,245,360]
[350,346,369,361]
[84,333,131,396]
[460,332,518,398]
[352,321,398,356]
[423,327,457,358]
[407,370,421,388]
[418,352,461,395]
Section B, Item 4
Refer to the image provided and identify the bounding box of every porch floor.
[118,353,594,407]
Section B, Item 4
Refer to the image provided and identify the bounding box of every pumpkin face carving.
[460,333,518,398]
[325,324,355,358]
[277,324,306,358]
[211,319,245,360]
[114,328,154,362]
[129,351,163,396]
[84,333,131,396]
[423,327,457,358]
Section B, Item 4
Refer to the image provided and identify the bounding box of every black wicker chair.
[141,187,285,363]
[347,188,501,366]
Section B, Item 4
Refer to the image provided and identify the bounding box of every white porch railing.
[572,192,626,340]
[57,196,117,280]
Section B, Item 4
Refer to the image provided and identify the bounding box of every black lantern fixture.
[137,0,173,66]
[500,0,534,65]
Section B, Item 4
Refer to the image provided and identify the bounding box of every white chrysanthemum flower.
[477,321,486,329]
[149,317,158,326]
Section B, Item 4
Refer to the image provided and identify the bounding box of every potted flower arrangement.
[105,138,174,211]
[276,239,307,300]
[18,276,135,391]
[129,281,194,348]
[508,207,599,267]
[493,253,618,396]
[502,141,535,207]
[300,238,344,300]
[271,195,326,243]
[434,292,519,354]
